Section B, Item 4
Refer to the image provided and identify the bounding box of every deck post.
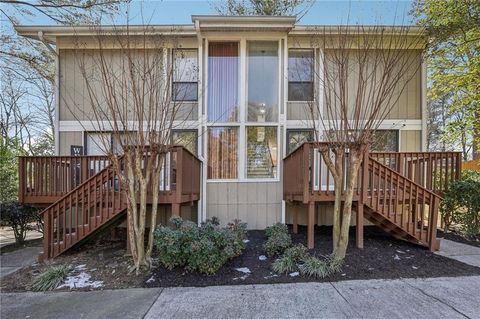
[307,201,315,249]
[172,203,180,216]
[292,203,298,234]
[356,203,364,249]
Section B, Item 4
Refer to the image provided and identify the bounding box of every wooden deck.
[18,146,201,260]
[283,142,462,251]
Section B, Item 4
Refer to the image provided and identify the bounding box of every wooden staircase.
[362,157,441,250]
[40,159,127,260]
[283,142,462,251]
[18,146,202,261]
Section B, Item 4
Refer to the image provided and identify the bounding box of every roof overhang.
[191,15,297,32]
[14,25,197,43]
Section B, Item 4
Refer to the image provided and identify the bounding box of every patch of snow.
[258,255,267,261]
[75,264,87,270]
[111,269,115,275]
[412,266,419,270]
[394,254,401,260]
[58,272,103,289]
[289,272,300,277]
[232,275,248,281]
[341,273,346,276]
[263,274,279,279]
[235,267,251,274]
[243,239,250,243]
[146,276,155,283]
[396,250,406,254]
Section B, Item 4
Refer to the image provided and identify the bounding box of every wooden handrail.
[32,146,202,260]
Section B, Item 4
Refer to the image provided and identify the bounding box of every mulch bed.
[2,226,479,292]
[437,230,480,248]
[145,225,480,288]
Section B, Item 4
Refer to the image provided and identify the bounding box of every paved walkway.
[1,276,479,319]
[0,227,42,248]
[436,239,480,268]
[0,246,42,278]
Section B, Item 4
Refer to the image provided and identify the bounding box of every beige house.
[16,16,461,260]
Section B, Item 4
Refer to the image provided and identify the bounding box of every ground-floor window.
[372,130,399,152]
[246,126,278,179]
[286,129,314,154]
[207,127,238,179]
[86,132,112,155]
[172,130,198,155]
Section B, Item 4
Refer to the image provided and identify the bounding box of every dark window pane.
[173,82,198,101]
[172,130,198,155]
[372,130,399,152]
[288,82,314,101]
[287,130,314,154]
[288,49,314,82]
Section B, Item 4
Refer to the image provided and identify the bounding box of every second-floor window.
[173,49,198,102]
[288,49,314,101]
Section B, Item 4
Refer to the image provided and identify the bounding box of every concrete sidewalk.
[0,246,42,278]
[436,239,480,268]
[2,276,479,319]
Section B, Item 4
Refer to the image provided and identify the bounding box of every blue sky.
[10,0,415,26]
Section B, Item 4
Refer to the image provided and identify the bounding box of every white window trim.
[205,36,283,183]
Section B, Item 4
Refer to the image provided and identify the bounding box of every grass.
[30,265,69,292]
[299,255,343,278]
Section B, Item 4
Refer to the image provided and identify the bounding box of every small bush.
[155,216,247,275]
[264,231,292,257]
[31,265,69,291]
[272,244,308,274]
[299,255,343,279]
[0,201,41,244]
[441,171,480,237]
[265,223,289,238]
[264,222,292,257]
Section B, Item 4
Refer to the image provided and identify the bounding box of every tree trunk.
[332,152,344,253]
[335,150,362,260]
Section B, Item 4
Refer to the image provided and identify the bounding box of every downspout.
[38,31,60,155]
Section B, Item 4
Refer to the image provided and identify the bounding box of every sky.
[7,0,416,26]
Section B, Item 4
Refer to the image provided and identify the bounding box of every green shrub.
[31,265,69,291]
[227,219,248,241]
[0,201,41,244]
[264,231,292,257]
[299,255,343,279]
[441,172,480,237]
[265,222,289,238]
[154,216,247,275]
[272,244,308,274]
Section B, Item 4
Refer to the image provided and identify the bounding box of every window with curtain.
[246,126,277,178]
[208,42,239,122]
[288,49,314,101]
[247,41,279,122]
[172,130,198,155]
[86,132,111,155]
[371,130,399,152]
[208,127,238,179]
[173,49,198,101]
[287,129,314,154]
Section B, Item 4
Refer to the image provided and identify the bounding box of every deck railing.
[18,146,201,205]
[369,152,462,196]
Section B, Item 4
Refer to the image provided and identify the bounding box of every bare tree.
[301,25,425,259]
[67,26,194,273]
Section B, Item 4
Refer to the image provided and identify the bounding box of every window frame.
[172,48,199,102]
[205,37,282,182]
[286,128,314,154]
[287,48,315,102]
[371,129,400,152]
[171,129,199,156]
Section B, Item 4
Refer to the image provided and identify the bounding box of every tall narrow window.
[208,42,239,122]
[288,49,314,101]
[247,41,279,122]
[208,127,238,179]
[173,49,198,101]
[246,126,277,178]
